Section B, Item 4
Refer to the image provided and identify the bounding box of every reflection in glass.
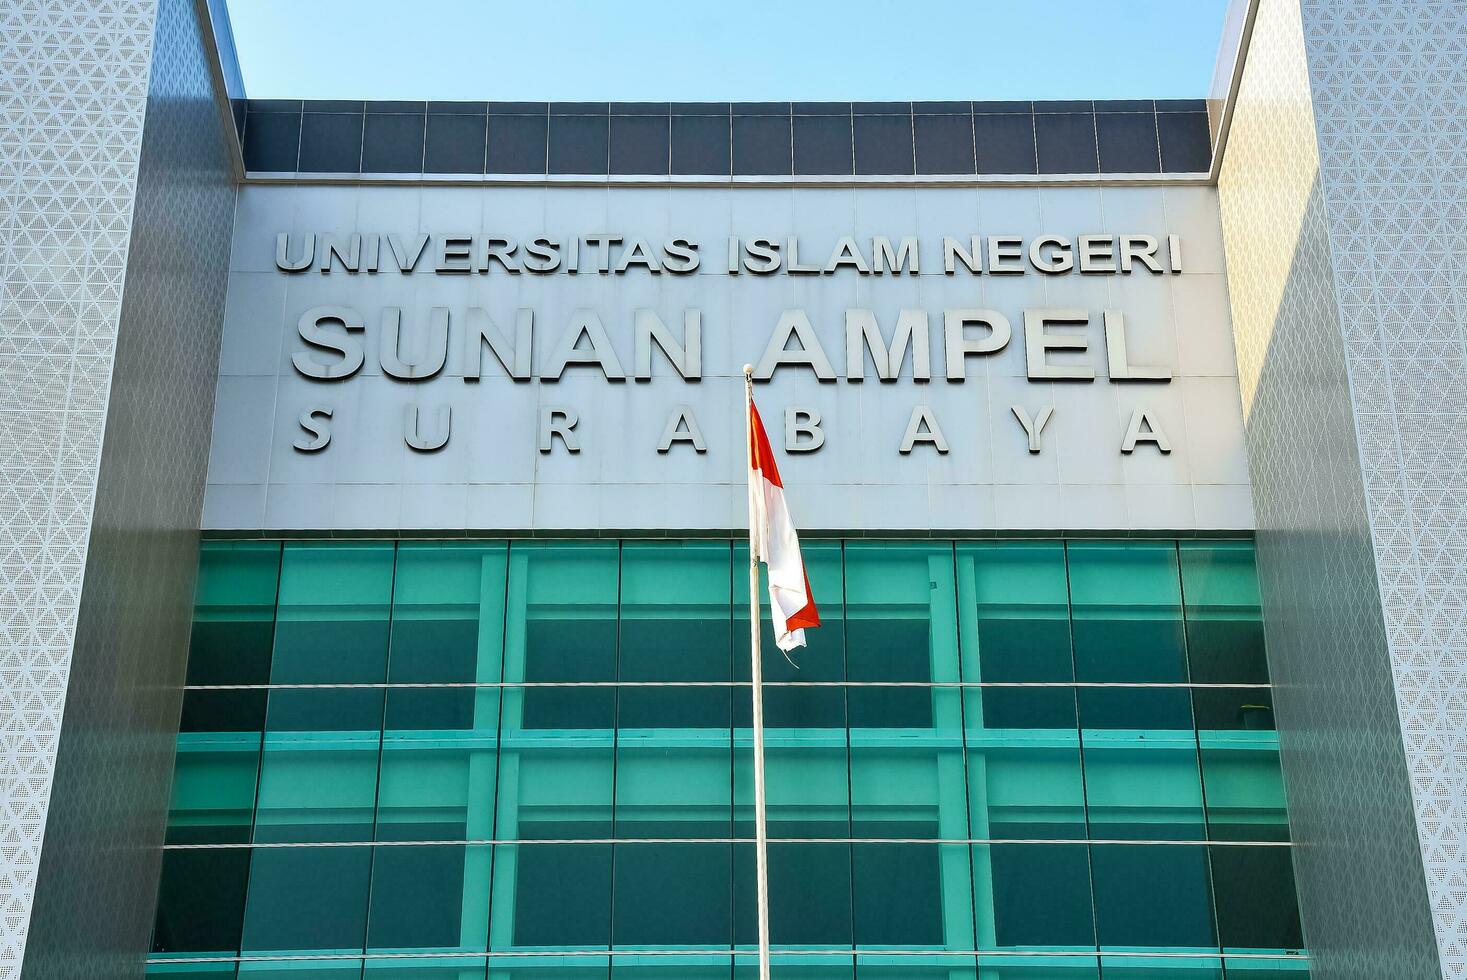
[975,843,1095,951]
[490,842,611,950]
[240,846,372,955]
[964,688,1085,841]
[852,842,973,950]
[1082,723,1204,841]
[504,541,617,729]
[1210,844,1304,952]
[367,844,490,954]
[152,537,1304,978]
[734,543,846,844]
[1180,541,1267,685]
[151,848,250,956]
[1200,736,1288,842]
[1068,541,1191,729]
[1090,844,1216,951]
[166,733,260,844]
[958,542,1074,725]
[379,544,506,843]
[612,842,733,947]
[253,689,382,843]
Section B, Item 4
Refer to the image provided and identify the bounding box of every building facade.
[0,0,1463,977]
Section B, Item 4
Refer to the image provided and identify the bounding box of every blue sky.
[225,1,1231,101]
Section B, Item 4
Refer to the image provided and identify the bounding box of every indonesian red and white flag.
[748,400,821,651]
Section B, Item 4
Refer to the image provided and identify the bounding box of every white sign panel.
[206,184,1251,532]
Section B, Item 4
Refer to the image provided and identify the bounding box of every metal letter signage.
[210,185,1250,534]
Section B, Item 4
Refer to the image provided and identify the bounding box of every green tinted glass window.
[1200,734,1288,842]
[490,842,612,950]
[854,956,976,979]
[272,542,394,684]
[844,542,959,729]
[958,542,1077,730]
[366,958,486,980]
[618,541,732,727]
[378,544,506,842]
[151,848,250,956]
[385,543,507,730]
[1068,542,1191,729]
[1210,844,1304,952]
[964,688,1085,841]
[615,543,733,840]
[735,543,847,841]
[845,543,962,853]
[738,956,855,979]
[1082,728,1204,841]
[503,542,618,729]
[254,691,382,843]
[734,542,846,727]
[958,542,1073,681]
[753,841,853,948]
[959,958,1098,980]
[237,964,361,980]
[495,689,613,840]
[1180,542,1268,685]
[183,541,279,735]
[366,844,491,954]
[739,741,849,841]
[975,843,1095,951]
[1100,956,1221,979]
[180,689,267,733]
[154,538,1302,977]
[189,541,281,686]
[146,965,239,979]
[616,741,730,839]
[1090,844,1216,950]
[1193,686,1277,732]
[614,960,735,980]
[487,955,608,979]
[852,842,973,950]
[611,842,733,947]
[377,710,499,842]
[240,846,372,954]
[850,732,967,839]
[166,733,260,844]
[1222,957,1310,978]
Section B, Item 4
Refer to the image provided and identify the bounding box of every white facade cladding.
[207,184,1251,534]
[0,2,159,975]
[1218,0,1467,976]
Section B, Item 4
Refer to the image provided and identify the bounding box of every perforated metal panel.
[0,0,235,976]
[1219,0,1467,976]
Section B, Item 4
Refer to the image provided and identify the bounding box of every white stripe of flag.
[747,400,821,651]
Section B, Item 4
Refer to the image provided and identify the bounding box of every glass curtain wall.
[149,539,1305,980]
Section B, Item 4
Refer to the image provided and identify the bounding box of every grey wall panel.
[2,0,236,976]
[1217,0,1447,975]
[210,184,1253,534]
[0,2,159,976]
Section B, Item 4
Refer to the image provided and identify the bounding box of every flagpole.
[742,363,773,980]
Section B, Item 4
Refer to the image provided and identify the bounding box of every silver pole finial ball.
[742,364,754,377]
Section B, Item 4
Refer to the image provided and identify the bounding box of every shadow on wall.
[1238,173,1439,980]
